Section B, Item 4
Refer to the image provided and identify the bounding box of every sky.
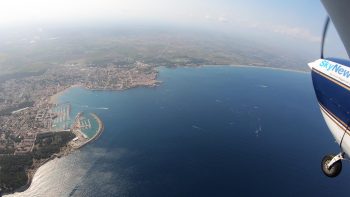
[0,0,347,58]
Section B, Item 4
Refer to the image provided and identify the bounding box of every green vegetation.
[0,133,15,155]
[32,131,75,159]
[0,147,14,154]
[0,154,33,193]
[0,101,34,116]
[0,131,75,193]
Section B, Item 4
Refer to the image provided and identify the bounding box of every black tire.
[321,154,342,177]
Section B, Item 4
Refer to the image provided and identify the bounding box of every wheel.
[321,154,342,177]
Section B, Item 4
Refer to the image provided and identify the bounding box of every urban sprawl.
[0,62,159,155]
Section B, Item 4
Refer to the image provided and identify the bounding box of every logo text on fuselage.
[319,60,350,78]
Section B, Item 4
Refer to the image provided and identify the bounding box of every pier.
[51,103,71,131]
[70,112,104,148]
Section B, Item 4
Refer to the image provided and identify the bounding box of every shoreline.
[70,112,104,149]
[156,64,309,75]
[49,64,307,106]
[49,84,83,104]
[9,146,70,195]
[5,113,104,196]
[227,64,309,74]
[77,113,104,149]
[4,64,305,195]
[5,142,75,195]
[202,64,309,74]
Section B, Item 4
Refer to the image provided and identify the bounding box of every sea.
[8,66,350,196]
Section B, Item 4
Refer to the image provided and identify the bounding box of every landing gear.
[321,153,344,177]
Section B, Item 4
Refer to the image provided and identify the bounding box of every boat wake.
[258,84,269,88]
[95,107,109,110]
[77,105,109,110]
[255,118,262,137]
[192,125,203,130]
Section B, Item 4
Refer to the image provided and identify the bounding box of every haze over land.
[0,0,349,195]
[0,23,312,76]
[0,0,347,77]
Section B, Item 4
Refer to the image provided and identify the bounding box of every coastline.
[10,146,70,194]
[157,64,309,74]
[204,64,309,74]
[70,112,104,149]
[6,112,104,196]
[228,64,309,74]
[49,84,83,104]
[7,115,104,196]
[12,78,147,195]
[48,64,306,107]
[77,113,104,149]
[5,64,305,195]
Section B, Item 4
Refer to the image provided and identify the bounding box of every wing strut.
[321,17,330,59]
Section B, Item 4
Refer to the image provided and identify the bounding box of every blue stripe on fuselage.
[312,70,350,126]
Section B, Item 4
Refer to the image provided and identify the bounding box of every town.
[0,61,159,155]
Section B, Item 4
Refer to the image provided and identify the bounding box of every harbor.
[70,111,104,148]
[49,102,104,146]
[51,102,71,131]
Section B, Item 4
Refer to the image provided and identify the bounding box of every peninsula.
[0,62,158,194]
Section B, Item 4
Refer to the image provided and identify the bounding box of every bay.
[8,66,350,196]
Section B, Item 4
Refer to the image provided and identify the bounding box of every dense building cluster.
[0,62,159,155]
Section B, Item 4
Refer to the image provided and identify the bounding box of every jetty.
[70,112,104,148]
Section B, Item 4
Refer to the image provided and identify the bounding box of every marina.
[10,66,350,197]
[70,111,104,148]
[50,101,104,147]
[51,103,71,130]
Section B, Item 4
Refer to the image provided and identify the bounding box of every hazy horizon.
[2,2,350,195]
[0,0,348,69]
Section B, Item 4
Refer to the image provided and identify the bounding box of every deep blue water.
[9,66,350,196]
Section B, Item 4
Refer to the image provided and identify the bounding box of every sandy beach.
[49,84,83,104]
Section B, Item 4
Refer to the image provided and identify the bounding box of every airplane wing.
[321,0,350,57]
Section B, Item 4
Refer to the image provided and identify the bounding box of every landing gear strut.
[321,152,344,177]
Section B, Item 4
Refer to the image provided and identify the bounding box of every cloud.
[218,16,228,23]
[203,12,320,43]
[205,15,212,20]
[237,19,321,43]
[272,25,321,42]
